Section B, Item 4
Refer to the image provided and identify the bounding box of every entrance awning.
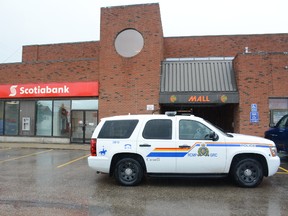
[159,60,239,104]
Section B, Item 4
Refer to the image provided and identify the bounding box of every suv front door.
[175,118,227,173]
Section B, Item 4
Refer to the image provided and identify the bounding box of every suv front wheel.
[114,158,144,186]
[232,158,263,188]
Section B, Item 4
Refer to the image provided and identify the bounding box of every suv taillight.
[90,138,97,156]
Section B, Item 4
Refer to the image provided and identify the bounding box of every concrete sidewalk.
[0,142,90,151]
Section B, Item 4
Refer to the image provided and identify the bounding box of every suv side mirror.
[209,131,218,141]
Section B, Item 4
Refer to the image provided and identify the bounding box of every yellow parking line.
[0,149,53,164]
[277,166,288,173]
[0,148,12,151]
[56,154,89,168]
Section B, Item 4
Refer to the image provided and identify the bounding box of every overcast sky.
[0,0,287,63]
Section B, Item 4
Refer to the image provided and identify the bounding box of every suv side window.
[179,120,212,140]
[98,120,138,139]
[142,119,172,139]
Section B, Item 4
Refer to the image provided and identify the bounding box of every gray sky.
[0,0,287,63]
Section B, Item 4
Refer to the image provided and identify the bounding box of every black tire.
[232,158,263,188]
[114,158,143,186]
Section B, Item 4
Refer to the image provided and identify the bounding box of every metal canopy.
[160,60,239,104]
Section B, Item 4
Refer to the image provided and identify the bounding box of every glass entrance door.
[71,111,98,143]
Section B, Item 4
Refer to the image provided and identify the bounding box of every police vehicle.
[88,112,280,187]
[265,114,288,152]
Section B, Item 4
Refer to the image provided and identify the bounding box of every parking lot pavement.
[0,147,288,215]
[0,142,90,151]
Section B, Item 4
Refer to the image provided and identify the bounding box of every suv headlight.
[269,146,277,157]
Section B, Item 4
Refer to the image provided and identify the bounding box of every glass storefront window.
[4,101,19,135]
[0,102,4,135]
[269,98,288,110]
[269,98,288,125]
[36,100,52,136]
[53,100,71,137]
[0,98,98,139]
[72,99,98,110]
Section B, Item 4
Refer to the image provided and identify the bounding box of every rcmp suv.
[88,112,280,187]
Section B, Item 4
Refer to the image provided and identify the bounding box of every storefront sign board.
[0,82,99,98]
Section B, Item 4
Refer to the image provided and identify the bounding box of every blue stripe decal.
[147,152,187,157]
[256,145,270,148]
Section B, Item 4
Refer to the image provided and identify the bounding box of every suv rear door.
[137,118,177,173]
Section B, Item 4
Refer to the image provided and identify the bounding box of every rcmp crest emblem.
[198,143,209,156]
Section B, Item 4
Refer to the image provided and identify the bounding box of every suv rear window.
[142,119,172,139]
[98,120,138,139]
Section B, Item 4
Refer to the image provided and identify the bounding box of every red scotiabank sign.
[0,81,99,99]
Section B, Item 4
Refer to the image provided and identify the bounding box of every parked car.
[88,112,280,187]
[265,114,288,152]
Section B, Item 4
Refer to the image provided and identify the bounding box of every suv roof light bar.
[165,111,177,116]
[165,110,194,116]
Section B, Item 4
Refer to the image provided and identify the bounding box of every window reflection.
[179,120,212,140]
[4,101,19,135]
[53,101,71,137]
[0,99,98,138]
[269,98,288,125]
[0,102,3,135]
[72,100,98,110]
[36,101,52,136]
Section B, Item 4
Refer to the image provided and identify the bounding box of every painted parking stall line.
[0,147,12,151]
[0,149,53,164]
[56,154,90,168]
[277,166,288,174]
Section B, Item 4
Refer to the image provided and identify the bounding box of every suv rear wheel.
[114,158,143,186]
[232,158,263,188]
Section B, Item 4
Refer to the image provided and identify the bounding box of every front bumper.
[267,156,281,176]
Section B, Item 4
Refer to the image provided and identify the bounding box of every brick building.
[0,3,287,144]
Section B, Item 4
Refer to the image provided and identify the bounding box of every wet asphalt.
[0,143,288,216]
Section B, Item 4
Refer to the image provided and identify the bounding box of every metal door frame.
[70,110,98,143]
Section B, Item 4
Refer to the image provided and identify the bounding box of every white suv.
[88,112,280,187]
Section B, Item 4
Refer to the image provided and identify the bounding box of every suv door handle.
[179,145,190,149]
[139,144,151,147]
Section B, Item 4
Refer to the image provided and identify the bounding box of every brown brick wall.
[0,3,287,136]
[233,53,288,136]
[22,33,288,64]
[164,34,288,58]
[0,59,99,85]
[22,41,100,62]
[98,4,164,118]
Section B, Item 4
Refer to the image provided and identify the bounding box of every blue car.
[265,114,288,152]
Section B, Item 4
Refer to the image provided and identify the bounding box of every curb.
[0,143,90,151]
